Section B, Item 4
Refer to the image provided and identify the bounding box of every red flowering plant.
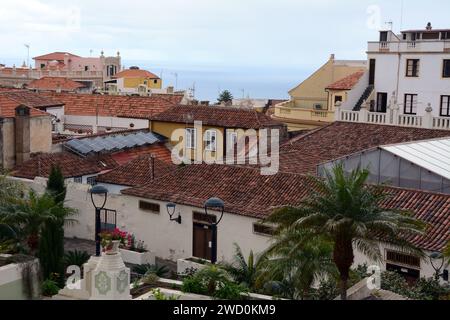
[99,228,128,251]
[122,233,148,253]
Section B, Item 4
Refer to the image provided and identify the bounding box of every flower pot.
[105,240,121,255]
[119,248,155,265]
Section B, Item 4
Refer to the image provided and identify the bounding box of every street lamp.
[204,197,225,264]
[89,185,109,257]
[429,252,449,281]
[166,202,182,224]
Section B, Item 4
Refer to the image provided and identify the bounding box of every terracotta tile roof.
[39,92,183,118]
[150,105,284,129]
[0,90,64,109]
[0,94,53,118]
[326,71,365,90]
[113,69,159,79]
[111,143,173,165]
[122,164,450,251]
[33,52,80,61]
[12,152,119,180]
[279,122,450,174]
[97,154,176,187]
[27,77,85,91]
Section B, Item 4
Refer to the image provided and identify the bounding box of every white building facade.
[336,23,450,131]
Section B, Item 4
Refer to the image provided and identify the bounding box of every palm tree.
[267,164,425,300]
[256,228,335,299]
[220,243,263,290]
[0,190,76,253]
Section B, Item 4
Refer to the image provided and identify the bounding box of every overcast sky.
[1,0,449,99]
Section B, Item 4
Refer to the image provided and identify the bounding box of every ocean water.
[124,60,309,102]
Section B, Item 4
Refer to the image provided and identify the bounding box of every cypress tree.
[39,165,67,286]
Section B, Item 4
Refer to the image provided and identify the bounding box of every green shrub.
[181,276,207,295]
[41,279,60,297]
[152,288,179,300]
[142,273,159,286]
[214,281,248,300]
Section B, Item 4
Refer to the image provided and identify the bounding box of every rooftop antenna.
[90,49,93,57]
[241,89,245,99]
[385,20,393,31]
[171,72,178,91]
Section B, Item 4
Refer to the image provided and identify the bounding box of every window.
[379,31,388,42]
[406,59,420,77]
[186,128,197,149]
[139,201,160,213]
[376,92,388,113]
[193,212,217,224]
[40,63,45,69]
[86,176,97,186]
[404,94,418,115]
[84,66,89,71]
[154,79,158,84]
[443,60,450,78]
[334,95,343,104]
[441,31,450,40]
[73,176,82,184]
[228,132,237,146]
[441,96,450,117]
[253,223,276,237]
[386,250,420,268]
[204,130,217,152]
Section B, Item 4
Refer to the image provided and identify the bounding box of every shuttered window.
[139,201,160,214]
[204,130,217,152]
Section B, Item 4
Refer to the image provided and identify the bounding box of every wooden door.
[193,223,212,261]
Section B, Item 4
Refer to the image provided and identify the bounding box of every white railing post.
[424,105,433,129]
[359,101,368,123]
[334,102,342,121]
[391,104,399,125]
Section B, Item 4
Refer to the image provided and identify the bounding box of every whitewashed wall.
[10,177,448,280]
[63,115,149,130]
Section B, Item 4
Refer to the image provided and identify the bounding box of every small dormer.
[15,105,31,117]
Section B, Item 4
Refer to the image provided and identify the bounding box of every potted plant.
[99,228,127,255]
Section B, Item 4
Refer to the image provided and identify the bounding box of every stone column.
[360,101,368,123]
[334,102,342,121]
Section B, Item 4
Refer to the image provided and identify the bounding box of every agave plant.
[132,264,169,278]
[63,250,90,268]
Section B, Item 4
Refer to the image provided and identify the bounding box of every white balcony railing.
[336,106,450,131]
[367,112,387,125]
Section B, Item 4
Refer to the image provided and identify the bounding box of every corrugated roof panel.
[382,138,450,180]
[64,131,164,155]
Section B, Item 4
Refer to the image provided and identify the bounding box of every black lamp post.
[166,202,182,224]
[429,252,448,281]
[204,197,225,264]
[89,185,109,257]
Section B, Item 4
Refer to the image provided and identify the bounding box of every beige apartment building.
[273,54,366,131]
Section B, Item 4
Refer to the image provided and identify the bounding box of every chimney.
[426,22,432,31]
[167,86,174,94]
[330,54,335,61]
[15,105,31,165]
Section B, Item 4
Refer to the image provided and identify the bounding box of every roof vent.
[426,22,432,31]
[130,66,140,70]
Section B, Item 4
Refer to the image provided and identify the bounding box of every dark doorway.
[376,92,388,113]
[369,59,376,85]
[193,222,212,261]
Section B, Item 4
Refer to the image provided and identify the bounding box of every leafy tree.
[267,164,425,300]
[217,90,233,104]
[256,228,335,299]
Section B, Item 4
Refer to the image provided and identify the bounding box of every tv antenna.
[171,72,178,90]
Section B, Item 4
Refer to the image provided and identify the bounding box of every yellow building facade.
[273,55,366,131]
[113,67,162,94]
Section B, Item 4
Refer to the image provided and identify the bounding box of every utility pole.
[24,44,30,68]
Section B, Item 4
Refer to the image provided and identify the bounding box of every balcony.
[368,40,448,53]
[336,106,450,130]
[273,102,335,127]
